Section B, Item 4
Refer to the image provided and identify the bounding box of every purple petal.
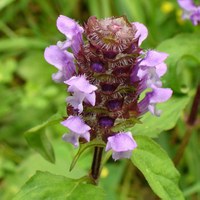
[81,131,90,142]
[149,86,173,104]
[190,8,200,25]
[112,151,132,161]
[56,15,84,39]
[105,132,137,161]
[56,15,84,55]
[67,90,96,113]
[136,51,168,89]
[137,67,147,79]
[57,40,72,51]
[65,75,98,93]
[155,63,167,77]
[137,67,162,90]
[138,94,150,115]
[66,94,84,113]
[177,0,196,11]
[62,133,79,148]
[44,45,69,70]
[84,92,96,106]
[52,71,64,83]
[147,68,162,88]
[44,45,76,82]
[139,50,168,67]
[138,86,173,116]
[61,115,91,134]
[148,104,162,116]
[132,22,148,45]
[106,132,137,152]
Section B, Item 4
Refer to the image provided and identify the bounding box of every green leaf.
[116,0,145,22]
[13,171,105,200]
[131,136,184,200]
[0,0,15,10]
[130,95,190,138]
[0,37,48,53]
[87,0,101,18]
[0,58,17,83]
[24,113,63,163]
[157,33,200,93]
[157,33,200,66]
[25,130,55,163]
[100,0,112,17]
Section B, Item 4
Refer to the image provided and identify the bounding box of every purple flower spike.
[44,45,75,82]
[177,0,200,25]
[57,15,84,54]
[45,15,172,160]
[61,115,91,147]
[65,75,97,112]
[106,132,137,161]
[132,22,148,46]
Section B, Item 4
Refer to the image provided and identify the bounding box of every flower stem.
[187,84,200,126]
[119,161,134,199]
[90,146,104,184]
[173,84,200,166]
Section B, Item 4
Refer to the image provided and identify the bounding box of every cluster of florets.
[178,0,200,25]
[44,15,172,161]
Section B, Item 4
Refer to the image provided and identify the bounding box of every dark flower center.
[100,83,119,93]
[113,66,131,76]
[99,116,115,128]
[91,62,104,72]
[107,99,123,111]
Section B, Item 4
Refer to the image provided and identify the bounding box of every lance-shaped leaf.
[24,113,63,163]
[131,135,184,200]
[130,95,190,138]
[13,171,105,200]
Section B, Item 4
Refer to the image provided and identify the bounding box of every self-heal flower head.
[105,132,137,161]
[178,0,200,25]
[45,15,172,161]
[61,115,91,147]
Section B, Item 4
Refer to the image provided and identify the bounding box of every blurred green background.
[0,0,199,199]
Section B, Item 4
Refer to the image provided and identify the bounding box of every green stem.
[119,161,134,200]
[90,146,104,184]
[173,84,200,166]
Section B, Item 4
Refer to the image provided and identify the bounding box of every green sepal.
[111,117,142,132]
